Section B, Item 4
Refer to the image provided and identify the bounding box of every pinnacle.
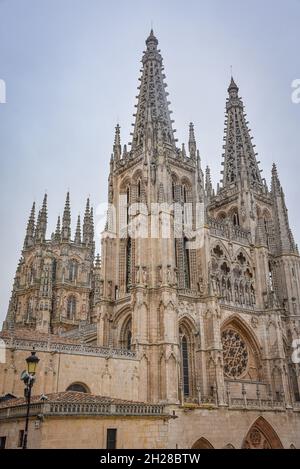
[114,124,121,146]
[228,76,239,93]
[272,162,278,176]
[146,28,158,47]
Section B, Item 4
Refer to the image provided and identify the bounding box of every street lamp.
[20,349,40,449]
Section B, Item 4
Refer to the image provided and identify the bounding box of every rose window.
[222,328,248,378]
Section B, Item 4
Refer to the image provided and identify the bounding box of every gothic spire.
[271,163,297,254]
[113,124,121,161]
[188,122,196,159]
[24,201,35,249]
[35,194,47,243]
[205,166,213,198]
[221,77,263,191]
[61,192,71,241]
[90,207,94,243]
[75,214,81,244]
[54,215,61,242]
[83,197,91,245]
[130,30,176,153]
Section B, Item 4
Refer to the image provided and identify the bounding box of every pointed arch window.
[182,185,187,203]
[137,179,141,200]
[126,237,132,293]
[68,260,78,282]
[181,335,190,397]
[52,259,57,281]
[268,261,274,291]
[121,316,132,350]
[26,297,34,322]
[126,187,130,226]
[183,237,191,289]
[67,295,76,319]
[232,211,239,226]
[172,181,175,201]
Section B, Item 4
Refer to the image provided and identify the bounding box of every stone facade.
[1,30,300,449]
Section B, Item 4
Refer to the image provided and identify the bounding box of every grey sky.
[0,0,299,326]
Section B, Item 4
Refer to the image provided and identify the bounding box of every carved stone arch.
[242,416,283,449]
[131,169,146,204]
[119,175,131,193]
[181,177,193,203]
[216,211,227,222]
[191,437,214,449]
[228,205,240,226]
[131,168,143,182]
[210,240,231,262]
[113,304,131,325]
[221,315,262,380]
[113,307,132,349]
[66,382,90,393]
[179,314,198,338]
[171,171,179,184]
[119,314,132,350]
[234,246,252,266]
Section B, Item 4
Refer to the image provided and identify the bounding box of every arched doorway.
[191,437,214,449]
[242,417,283,449]
[66,382,90,393]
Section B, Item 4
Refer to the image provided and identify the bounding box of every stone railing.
[228,397,286,411]
[62,322,97,338]
[114,403,165,416]
[232,225,251,244]
[2,337,137,360]
[208,217,251,245]
[209,218,227,238]
[0,401,166,420]
[178,289,200,298]
[200,395,217,405]
[293,402,300,410]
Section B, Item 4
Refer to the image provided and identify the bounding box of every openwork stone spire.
[83,197,94,247]
[62,192,71,241]
[35,194,47,243]
[75,214,81,244]
[188,122,196,159]
[221,77,263,191]
[24,202,35,249]
[54,215,61,242]
[113,124,121,161]
[271,163,297,254]
[131,29,176,153]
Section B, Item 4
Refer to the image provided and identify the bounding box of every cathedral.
[0,30,300,449]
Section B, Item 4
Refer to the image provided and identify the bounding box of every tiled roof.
[0,391,145,409]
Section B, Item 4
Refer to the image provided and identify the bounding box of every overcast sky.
[0,0,299,326]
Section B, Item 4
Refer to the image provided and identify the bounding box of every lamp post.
[20,349,40,449]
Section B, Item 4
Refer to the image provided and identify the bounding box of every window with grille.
[106,429,117,449]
